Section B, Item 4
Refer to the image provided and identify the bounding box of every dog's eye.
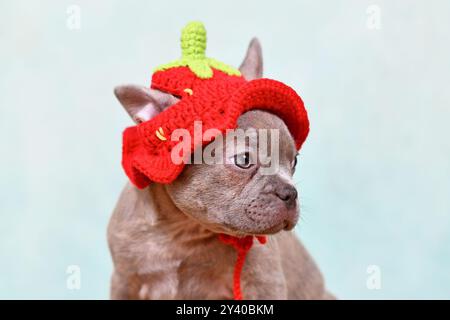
[292,155,298,169]
[233,152,253,169]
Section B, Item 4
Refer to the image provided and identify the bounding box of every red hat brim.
[228,78,309,150]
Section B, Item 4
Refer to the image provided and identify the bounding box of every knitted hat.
[122,22,309,188]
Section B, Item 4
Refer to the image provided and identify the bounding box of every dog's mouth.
[255,222,288,235]
[237,205,299,235]
[220,215,297,237]
[179,205,298,237]
[254,217,297,235]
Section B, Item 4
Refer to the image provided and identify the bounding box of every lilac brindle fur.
[108,39,334,299]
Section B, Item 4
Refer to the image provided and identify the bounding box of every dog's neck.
[146,183,186,221]
[143,183,216,244]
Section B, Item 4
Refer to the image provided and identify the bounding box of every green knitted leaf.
[208,58,241,77]
[154,21,241,79]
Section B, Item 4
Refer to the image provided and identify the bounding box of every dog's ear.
[114,85,179,124]
[239,38,263,80]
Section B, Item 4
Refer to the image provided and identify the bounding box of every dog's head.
[115,40,301,236]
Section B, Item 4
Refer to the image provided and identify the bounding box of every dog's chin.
[220,218,297,237]
[242,209,300,236]
[190,221,296,238]
[180,208,298,237]
[253,223,288,235]
[249,218,298,235]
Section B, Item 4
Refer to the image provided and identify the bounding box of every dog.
[108,37,333,299]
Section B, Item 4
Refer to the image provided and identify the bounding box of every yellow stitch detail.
[155,127,167,141]
[183,88,193,95]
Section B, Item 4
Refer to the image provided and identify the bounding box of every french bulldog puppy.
[108,39,333,299]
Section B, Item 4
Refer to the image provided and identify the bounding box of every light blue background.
[1,0,449,299]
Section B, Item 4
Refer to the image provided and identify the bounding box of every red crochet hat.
[122,22,309,188]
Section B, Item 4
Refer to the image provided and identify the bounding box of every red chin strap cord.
[218,234,267,300]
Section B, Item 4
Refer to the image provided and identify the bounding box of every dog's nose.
[275,185,298,207]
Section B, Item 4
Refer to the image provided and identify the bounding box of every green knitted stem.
[181,21,207,60]
[154,21,241,79]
